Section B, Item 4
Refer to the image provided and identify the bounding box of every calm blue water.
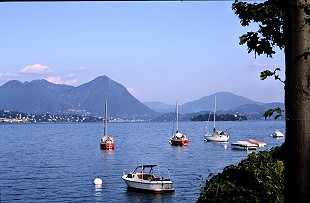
[0,121,285,203]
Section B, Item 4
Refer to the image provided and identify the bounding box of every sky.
[0,1,285,105]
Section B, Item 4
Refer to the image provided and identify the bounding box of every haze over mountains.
[0,75,284,120]
[143,92,284,120]
[144,92,265,114]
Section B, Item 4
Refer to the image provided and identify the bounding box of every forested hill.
[191,113,247,121]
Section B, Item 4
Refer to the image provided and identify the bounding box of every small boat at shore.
[271,130,284,138]
[122,165,175,193]
[231,141,258,150]
[247,139,266,147]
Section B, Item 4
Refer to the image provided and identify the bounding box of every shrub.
[197,145,284,203]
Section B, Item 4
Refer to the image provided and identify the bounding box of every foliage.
[228,0,310,201]
[260,67,284,83]
[197,145,285,203]
[260,67,285,120]
[263,107,284,119]
[232,0,287,120]
[232,0,284,58]
[233,0,310,61]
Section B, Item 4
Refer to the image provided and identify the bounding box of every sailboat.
[169,100,189,146]
[204,95,229,142]
[100,99,115,150]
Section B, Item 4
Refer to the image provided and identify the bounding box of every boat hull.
[231,141,258,150]
[100,143,114,150]
[247,139,266,147]
[204,134,229,142]
[271,130,284,138]
[170,139,189,146]
[122,175,174,193]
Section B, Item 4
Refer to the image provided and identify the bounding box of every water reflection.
[125,190,174,203]
[1,121,285,203]
[94,184,103,201]
[100,148,114,163]
[208,141,229,149]
[100,148,115,154]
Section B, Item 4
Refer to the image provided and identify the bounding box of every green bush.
[197,145,284,203]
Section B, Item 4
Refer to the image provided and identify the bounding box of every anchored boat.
[99,99,115,150]
[204,95,229,142]
[122,165,175,193]
[271,130,284,138]
[169,100,189,146]
[231,141,258,150]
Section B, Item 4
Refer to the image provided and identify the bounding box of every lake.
[0,121,285,202]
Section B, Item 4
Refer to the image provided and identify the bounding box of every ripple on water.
[0,121,284,202]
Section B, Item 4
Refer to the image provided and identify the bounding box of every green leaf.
[260,70,273,80]
[263,107,283,120]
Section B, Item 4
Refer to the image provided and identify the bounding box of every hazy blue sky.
[0,1,285,104]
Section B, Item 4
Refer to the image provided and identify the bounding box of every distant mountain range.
[0,76,284,120]
[144,92,285,120]
[0,76,156,119]
[144,92,271,113]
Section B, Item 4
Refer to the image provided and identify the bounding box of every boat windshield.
[133,165,157,174]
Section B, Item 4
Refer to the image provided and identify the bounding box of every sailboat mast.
[104,99,108,135]
[176,100,179,132]
[213,95,216,132]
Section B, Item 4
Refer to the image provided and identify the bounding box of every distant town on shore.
[0,110,141,123]
[0,109,248,124]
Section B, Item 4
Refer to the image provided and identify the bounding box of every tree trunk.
[284,0,310,202]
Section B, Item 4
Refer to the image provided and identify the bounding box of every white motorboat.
[204,95,229,142]
[231,141,258,150]
[122,165,175,193]
[170,100,189,146]
[271,130,284,138]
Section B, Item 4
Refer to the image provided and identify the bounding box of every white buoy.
[94,177,102,185]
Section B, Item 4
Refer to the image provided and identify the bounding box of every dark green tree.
[232,0,310,202]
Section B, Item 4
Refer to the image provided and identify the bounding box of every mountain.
[0,77,284,120]
[142,101,175,113]
[229,102,285,120]
[232,102,284,113]
[146,92,284,121]
[153,102,285,122]
[0,76,156,119]
[179,92,265,114]
[145,92,265,114]
[0,79,73,114]
[63,76,156,118]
